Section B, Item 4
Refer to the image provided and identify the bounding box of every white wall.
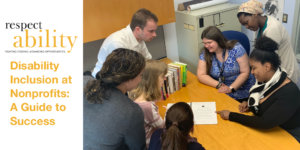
[282,0,295,35]
[163,0,191,61]
[163,23,179,61]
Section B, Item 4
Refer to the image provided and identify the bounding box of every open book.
[167,102,217,125]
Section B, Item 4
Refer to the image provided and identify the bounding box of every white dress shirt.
[92,25,152,77]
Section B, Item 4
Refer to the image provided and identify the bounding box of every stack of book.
[161,62,187,100]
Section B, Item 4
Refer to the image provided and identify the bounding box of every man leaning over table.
[92,8,158,77]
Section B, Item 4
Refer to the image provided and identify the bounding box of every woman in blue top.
[197,26,255,102]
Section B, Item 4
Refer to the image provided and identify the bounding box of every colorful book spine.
[174,61,187,87]
[168,63,182,89]
[160,60,188,100]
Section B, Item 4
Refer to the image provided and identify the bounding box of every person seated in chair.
[197,26,255,102]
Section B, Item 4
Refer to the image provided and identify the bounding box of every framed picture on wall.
[260,0,284,21]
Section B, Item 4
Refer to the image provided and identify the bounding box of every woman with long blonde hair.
[129,60,168,148]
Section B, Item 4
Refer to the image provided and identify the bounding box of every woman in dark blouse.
[217,36,300,143]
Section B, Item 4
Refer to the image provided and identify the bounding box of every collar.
[126,25,141,46]
[257,16,268,38]
[248,68,286,114]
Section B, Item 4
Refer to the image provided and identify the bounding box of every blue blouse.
[199,43,255,100]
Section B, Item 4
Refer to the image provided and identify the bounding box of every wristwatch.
[230,86,236,93]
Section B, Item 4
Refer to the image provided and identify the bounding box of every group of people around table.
[84,0,300,149]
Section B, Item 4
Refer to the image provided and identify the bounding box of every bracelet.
[216,82,222,89]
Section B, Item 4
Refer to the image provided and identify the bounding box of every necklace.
[216,49,226,83]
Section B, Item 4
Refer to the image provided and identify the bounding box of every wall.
[84,0,175,43]
[282,0,295,35]
[163,0,191,62]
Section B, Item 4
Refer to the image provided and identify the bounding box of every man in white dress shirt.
[92,8,158,77]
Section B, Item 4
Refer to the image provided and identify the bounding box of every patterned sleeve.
[151,103,164,128]
[233,43,246,58]
[199,51,205,60]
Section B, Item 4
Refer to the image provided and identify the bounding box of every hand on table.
[218,84,231,94]
[216,110,230,120]
[239,101,249,113]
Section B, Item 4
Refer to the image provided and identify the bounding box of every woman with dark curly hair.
[84,48,146,150]
[217,36,300,143]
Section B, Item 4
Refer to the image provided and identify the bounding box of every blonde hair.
[129,60,167,101]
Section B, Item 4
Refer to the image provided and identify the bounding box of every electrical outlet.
[283,13,288,23]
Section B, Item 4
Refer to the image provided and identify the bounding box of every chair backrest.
[222,30,250,55]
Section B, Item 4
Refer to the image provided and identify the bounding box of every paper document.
[191,102,217,124]
[166,102,217,125]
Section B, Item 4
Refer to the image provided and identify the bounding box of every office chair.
[222,30,250,55]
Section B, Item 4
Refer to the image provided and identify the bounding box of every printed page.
[166,102,217,124]
[191,102,217,124]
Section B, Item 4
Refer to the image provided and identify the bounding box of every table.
[157,58,300,150]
